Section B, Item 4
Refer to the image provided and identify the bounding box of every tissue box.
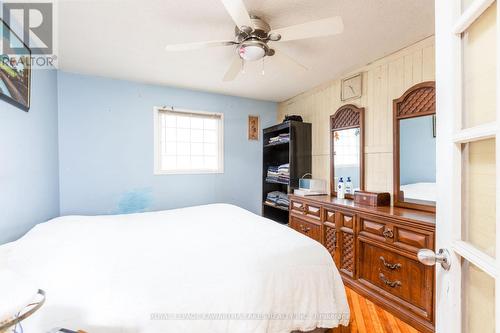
[298,178,326,192]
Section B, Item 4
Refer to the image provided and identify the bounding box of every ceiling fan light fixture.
[238,44,265,61]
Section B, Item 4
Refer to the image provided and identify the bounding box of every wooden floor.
[345,287,422,333]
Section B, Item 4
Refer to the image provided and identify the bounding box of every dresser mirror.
[330,104,365,197]
[393,81,436,212]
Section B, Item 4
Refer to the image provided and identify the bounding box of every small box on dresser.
[354,191,390,207]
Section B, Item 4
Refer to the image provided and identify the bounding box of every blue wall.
[400,115,436,185]
[0,69,60,244]
[57,72,277,216]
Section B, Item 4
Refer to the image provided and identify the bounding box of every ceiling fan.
[165,0,344,81]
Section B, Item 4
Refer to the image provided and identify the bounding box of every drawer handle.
[379,273,401,288]
[383,229,394,239]
[300,225,311,233]
[379,256,402,270]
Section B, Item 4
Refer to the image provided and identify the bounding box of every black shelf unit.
[262,121,312,224]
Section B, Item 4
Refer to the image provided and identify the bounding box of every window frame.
[153,106,224,175]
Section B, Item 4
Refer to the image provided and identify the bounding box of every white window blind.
[154,108,224,174]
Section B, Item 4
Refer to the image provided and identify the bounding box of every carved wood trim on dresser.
[288,194,436,333]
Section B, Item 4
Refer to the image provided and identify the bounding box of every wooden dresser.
[288,194,436,333]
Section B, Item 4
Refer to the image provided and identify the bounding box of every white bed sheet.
[2,204,349,333]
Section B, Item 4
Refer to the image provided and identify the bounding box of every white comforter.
[1,204,349,333]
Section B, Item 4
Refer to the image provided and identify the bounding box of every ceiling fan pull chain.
[261,58,265,75]
[241,58,246,74]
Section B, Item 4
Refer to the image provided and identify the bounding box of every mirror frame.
[330,104,365,198]
[393,81,436,212]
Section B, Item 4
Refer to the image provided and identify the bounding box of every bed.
[0,204,349,333]
[400,182,436,202]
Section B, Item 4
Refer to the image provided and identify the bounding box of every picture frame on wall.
[248,115,259,140]
[0,19,32,112]
[432,114,436,138]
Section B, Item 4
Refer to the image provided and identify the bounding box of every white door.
[433,0,499,332]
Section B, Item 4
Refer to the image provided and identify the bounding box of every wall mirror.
[393,81,436,212]
[330,104,365,197]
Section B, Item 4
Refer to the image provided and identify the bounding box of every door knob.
[417,248,451,270]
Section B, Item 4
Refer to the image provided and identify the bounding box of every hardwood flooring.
[345,287,422,333]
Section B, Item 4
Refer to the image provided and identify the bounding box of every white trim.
[156,106,223,118]
[496,1,500,329]
[452,240,498,278]
[154,169,224,175]
[437,1,500,332]
[453,0,496,34]
[435,1,463,332]
[153,106,161,175]
[153,106,225,175]
[452,121,497,143]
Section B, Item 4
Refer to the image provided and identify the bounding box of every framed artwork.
[341,73,362,101]
[248,115,259,140]
[0,19,31,111]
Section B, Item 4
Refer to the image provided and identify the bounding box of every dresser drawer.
[359,215,433,254]
[289,216,322,242]
[340,213,355,229]
[304,203,321,219]
[290,199,305,214]
[358,240,433,321]
[324,208,336,223]
[393,225,433,253]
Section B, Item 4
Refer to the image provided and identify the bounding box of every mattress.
[2,204,349,333]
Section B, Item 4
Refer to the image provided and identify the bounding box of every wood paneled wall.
[277,37,435,194]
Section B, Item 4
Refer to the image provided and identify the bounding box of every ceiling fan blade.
[220,0,253,29]
[165,40,237,51]
[271,16,344,42]
[223,56,242,81]
[273,48,308,71]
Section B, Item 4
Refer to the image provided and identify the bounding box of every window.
[154,107,224,174]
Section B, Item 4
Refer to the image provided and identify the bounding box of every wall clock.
[341,73,362,101]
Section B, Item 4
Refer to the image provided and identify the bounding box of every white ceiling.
[56,0,435,102]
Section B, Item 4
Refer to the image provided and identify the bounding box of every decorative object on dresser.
[330,104,365,198]
[340,73,362,101]
[354,190,390,207]
[262,121,311,224]
[288,194,436,333]
[393,81,436,212]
